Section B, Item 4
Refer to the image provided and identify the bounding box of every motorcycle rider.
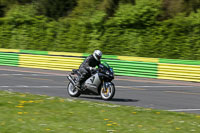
[75,50,102,89]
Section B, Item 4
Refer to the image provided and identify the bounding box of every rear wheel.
[100,83,115,100]
[67,82,81,97]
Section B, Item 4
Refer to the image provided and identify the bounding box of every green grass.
[0,91,200,133]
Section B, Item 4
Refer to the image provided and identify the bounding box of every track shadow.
[79,96,139,103]
[111,98,139,102]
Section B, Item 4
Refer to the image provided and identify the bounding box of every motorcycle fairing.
[84,73,101,94]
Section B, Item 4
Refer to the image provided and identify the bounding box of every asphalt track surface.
[1,66,200,114]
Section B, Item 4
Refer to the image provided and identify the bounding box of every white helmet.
[93,50,102,61]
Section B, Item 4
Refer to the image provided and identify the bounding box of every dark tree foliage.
[100,0,118,18]
[121,0,135,4]
[101,0,135,18]
[161,0,200,19]
[0,5,5,17]
[0,0,77,19]
[36,0,77,19]
[0,0,33,5]
[184,0,200,13]
[16,0,33,4]
[0,0,33,17]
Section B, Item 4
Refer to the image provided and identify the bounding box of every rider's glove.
[89,67,96,71]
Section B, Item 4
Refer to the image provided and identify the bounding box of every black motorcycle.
[67,62,115,100]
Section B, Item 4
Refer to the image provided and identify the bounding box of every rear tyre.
[67,82,81,97]
[100,83,115,100]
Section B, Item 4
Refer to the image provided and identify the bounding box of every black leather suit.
[78,54,101,85]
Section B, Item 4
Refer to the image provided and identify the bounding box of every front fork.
[102,81,112,93]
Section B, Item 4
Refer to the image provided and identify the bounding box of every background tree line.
[0,0,200,60]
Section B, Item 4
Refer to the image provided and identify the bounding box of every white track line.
[168,109,200,112]
[0,74,55,76]
[117,86,195,88]
[0,85,195,88]
[131,86,194,88]
[0,86,65,88]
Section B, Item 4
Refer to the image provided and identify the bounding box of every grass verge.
[0,90,200,133]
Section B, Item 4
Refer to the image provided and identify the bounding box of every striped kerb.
[118,56,159,63]
[1,48,200,82]
[83,53,118,59]
[0,52,19,66]
[0,48,19,53]
[159,58,200,65]
[19,54,83,71]
[158,63,200,82]
[102,59,158,78]
[48,51,83,57]
[20,49,48,55]
[114,56,158,78]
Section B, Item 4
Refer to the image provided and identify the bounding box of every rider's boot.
[75,74,86,90]
[75,78,83,91]
[75,81,81,89]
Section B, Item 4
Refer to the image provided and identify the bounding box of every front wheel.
[100,83,115,100]
[67,82,81,97]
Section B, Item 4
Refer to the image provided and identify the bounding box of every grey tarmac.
[0,66,200,114]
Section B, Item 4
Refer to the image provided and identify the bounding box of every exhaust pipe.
[67,75,76,87]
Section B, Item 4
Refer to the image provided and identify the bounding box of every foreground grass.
[0,91,200,133]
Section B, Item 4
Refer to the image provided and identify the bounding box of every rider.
[75,50,102,89]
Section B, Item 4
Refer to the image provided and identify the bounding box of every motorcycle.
[66,62,115,100]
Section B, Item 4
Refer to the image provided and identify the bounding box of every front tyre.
[100,83,115,100]
[67,82,81,97]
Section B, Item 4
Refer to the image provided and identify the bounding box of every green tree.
[136,10,200,60]
[100,0,161,55]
